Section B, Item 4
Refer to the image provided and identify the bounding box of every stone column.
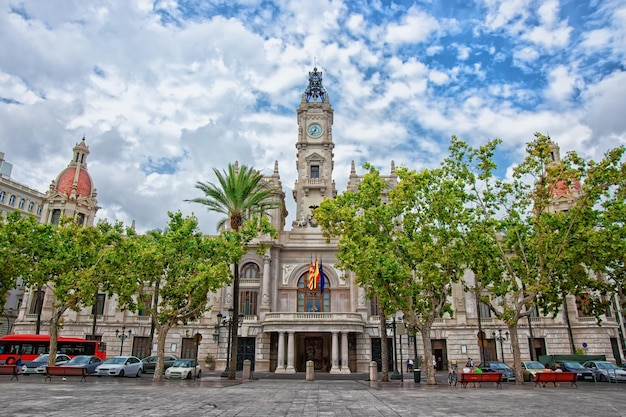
[261,254,271,310]
[275,331,285,373]
[286,331,296,373]
[330,331,340,374]
[341,332,350,373]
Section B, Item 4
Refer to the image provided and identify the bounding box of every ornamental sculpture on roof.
[303,67,328,103]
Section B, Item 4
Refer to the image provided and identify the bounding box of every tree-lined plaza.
[2,134,625,384]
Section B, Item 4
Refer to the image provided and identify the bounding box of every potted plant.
[204,355,215,370]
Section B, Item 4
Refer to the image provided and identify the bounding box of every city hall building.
[7,68,625,373]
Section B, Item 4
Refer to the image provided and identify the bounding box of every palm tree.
[187,162,281,379]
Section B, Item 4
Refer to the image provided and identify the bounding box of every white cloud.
[582,70,626,140]
[543,65,579,105]
[384,6,439,45]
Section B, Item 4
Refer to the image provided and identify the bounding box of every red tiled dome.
[56,167,92,197]
[551,178,581,196]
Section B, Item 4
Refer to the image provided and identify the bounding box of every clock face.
[307,123,323,137]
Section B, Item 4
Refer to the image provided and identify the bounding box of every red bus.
[0,334,107,364]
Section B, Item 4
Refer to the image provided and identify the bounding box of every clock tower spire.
[292,67,336,228]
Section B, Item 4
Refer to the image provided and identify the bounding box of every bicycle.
[448,364,458,386]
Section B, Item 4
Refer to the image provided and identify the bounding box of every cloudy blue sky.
[1,0,624,233]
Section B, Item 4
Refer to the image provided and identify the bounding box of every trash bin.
[413,369,421,383]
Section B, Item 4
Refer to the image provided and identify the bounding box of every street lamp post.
[116,326,132,356]
[386,317,402,381]
[214,308,243,378]
[401,316,419,369]
[492,329,509,363]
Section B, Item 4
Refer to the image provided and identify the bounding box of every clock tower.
[292,67,337,228]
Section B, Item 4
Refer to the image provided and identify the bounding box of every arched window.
[8,195,15,206]
[0,191,5,202]
[18,198,25,209]
[297,271,330,312]
[241,262,260,279]
[27,202,34,212]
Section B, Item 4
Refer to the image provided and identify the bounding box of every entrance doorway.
[181,337,196,359]
[431,339,448,370]
[483,339,497,362]
[298,334,331,372]
[304,337,324,371]
[610,338,622,366]
[237,337,255,371]
[371,337,394,372]
[132,336,151,359]
[528,338,546,360]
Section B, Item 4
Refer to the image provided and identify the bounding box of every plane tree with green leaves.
[451,133,625,383]
[315,160,472,385]
[18,217,124,367]
[315,165,403,382]
[0,212,43,311]
[103,211,238,381]
[186,162,281,380]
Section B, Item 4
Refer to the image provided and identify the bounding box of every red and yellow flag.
[307,260,316,290]
[307,258,321,290]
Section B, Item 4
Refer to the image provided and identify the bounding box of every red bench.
[459,372,503,388]
[533,371,578,388]
[44,366,88,382]
[0,365,20,380]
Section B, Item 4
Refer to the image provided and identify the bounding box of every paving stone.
[0,373,625,416]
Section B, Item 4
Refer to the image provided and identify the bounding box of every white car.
[21,354,71,374]
[164,359,201,380]
[95,356,143,377]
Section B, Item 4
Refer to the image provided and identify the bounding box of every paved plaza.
[1,372,625,417]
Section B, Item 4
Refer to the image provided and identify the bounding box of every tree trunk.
[563,297,576,354]
[228,262,240,380]
[152,323,169,381]
[380,313,389,382]
[508,322,524,384]
[49,315,58,367]
[421,321,437,385]
[48,307,67,367]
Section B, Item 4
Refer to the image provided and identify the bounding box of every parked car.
[141,354,179,374]
[95,356,143,377]
[21,354,71,375]
[61,355,103,374]
[552,361,594,381]
[521,361,551,381]
[583,360,626,382]
[164,359,202,380]
[477,361,516,382]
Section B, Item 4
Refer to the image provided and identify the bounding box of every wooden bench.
[0,365,20,380]
[44,366,88,382]
[459,372,503,388]
[533,371,578,388]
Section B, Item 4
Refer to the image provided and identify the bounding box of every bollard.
[242,359,251,380]
[369,361,378,382]
[306,360,315,381]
